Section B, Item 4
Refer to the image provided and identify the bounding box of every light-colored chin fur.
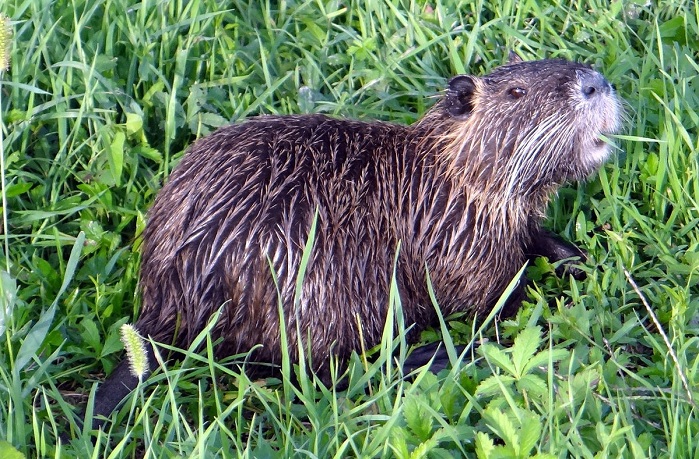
[582,138,613,171]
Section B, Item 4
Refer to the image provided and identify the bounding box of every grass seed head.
[0,13,12,72]
[120,324,149,380]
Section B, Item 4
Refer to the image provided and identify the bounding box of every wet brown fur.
[84,59,621,430]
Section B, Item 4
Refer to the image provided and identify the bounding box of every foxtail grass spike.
[0,13,11,72]
[120,324,149,380]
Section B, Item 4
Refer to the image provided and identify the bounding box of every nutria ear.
[508,51,524,64]
[445,75,476,118]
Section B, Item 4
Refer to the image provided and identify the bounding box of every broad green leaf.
[389,427,410,458]
[79,318,101,351]
[125,112,143,135]
[0,441,25,459]
[0,270,17,335]
[410,438,438,459]
[516,374,549,400]
[109,131,125,186]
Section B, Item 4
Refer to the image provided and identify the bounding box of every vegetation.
[1,0,698,457]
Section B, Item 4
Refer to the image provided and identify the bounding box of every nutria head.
[419,57,621,205]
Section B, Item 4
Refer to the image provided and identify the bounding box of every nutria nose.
[580,71,611,98]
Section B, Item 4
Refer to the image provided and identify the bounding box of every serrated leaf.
[511,327,542,377]
[429,448,463,459]
[198,112,228,128]
[185,85,206,121]
[410,438,438,459]
[516,374,549,400]
[480,343,516,375]
[518,411,542,455]
[475,374,516,397]
[483,406,518,450]
[475,432,496,459]
[439,377,467,420]
[404,396,433,442]
[431,425,477,443]
[251,439,277,458]
[432,425,476,443]
[389,427,410,458]
[522,349,569,375]
[135,145,163,162]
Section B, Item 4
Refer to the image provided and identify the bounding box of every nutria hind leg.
[402,267,531,375]
[526,228,588,280]
[403,341,469,375]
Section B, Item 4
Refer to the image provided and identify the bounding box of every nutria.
[84,55,621,430]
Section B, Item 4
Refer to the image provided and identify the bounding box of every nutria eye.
[509,87,526,99]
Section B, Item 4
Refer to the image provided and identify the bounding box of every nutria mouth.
[585,136,614,168]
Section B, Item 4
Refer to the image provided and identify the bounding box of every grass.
[1,0,698,457]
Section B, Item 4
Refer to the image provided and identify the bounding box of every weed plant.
[0,0,698,458]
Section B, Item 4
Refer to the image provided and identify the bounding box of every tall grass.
[0,0,698,457]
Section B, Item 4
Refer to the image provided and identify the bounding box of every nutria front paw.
[527,229,589,280]
[555,255,588,280]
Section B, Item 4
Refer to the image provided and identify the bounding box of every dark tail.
[60,344,156,444]
[89,342,157,431]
